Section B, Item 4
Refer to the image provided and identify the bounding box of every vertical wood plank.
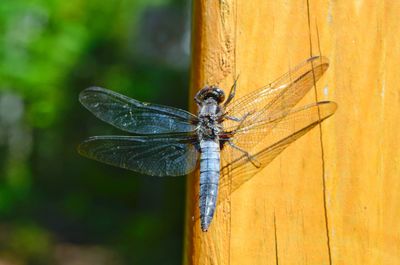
[184,1,400,264]
[184,1,236,264]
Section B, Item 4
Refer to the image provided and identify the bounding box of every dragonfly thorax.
[196,97,223,140]
[197,114,222,140]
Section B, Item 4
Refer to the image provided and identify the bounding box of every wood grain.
[184,1,400,264]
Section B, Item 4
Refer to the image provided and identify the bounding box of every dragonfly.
[78,56,337,232]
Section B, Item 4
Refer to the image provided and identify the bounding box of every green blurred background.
[0,0,191,264]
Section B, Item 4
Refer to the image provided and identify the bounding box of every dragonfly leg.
[224,75,240,107]
[227,140,261,168]
[225,110,253,125]
[229,111,254,132]
[225,115,242,122]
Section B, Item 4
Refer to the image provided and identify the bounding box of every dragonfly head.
[195,86,225,104]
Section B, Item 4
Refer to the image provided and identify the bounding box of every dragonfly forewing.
[80,87,198,134]
[222,56,329,132]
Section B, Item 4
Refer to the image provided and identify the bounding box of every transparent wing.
[78,133,199,176]
[79,87,198,134]
[219,101,337,193]
[223,56,329,133]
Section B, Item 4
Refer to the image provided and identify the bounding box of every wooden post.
[185,1,400,264]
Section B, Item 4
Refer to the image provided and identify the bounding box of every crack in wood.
[306,1,333,264]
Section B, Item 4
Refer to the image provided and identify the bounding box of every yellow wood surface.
[184,1,400,264]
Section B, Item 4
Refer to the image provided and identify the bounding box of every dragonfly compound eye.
[195,86,225,103]
[212,88,225,103]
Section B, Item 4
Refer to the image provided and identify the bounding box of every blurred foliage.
[0,0,190,264]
